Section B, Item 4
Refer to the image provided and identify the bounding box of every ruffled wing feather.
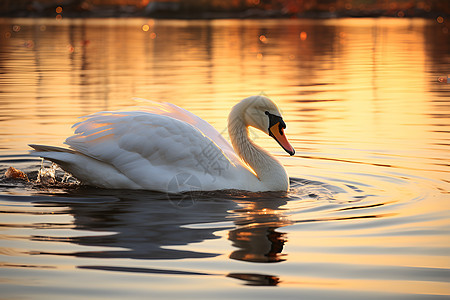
[65,111,237,191]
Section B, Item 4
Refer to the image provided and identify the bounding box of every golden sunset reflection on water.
[0,17,449,299]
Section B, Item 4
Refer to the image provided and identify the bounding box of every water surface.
[0,18,449,299]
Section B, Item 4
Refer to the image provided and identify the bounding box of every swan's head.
[239,95,295,156]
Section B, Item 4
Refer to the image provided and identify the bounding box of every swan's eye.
[265,111,269,115]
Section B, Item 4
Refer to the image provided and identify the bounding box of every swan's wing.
[65,111,239,191]
[131,98,239,163]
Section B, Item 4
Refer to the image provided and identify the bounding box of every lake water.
[0,17,449,299]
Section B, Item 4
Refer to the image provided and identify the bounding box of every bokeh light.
[300,31,307,41]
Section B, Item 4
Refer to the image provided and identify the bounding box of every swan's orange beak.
[269,122,295,156]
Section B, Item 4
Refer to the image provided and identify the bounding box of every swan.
[29,95,295,192]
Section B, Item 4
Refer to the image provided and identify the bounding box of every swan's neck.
[228,111,289,191]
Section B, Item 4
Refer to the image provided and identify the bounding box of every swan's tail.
[29,144,75,154]
[28,144,78,168]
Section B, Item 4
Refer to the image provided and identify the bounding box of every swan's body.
[30,96,295,192]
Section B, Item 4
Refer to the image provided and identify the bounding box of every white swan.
[30,95,295,192]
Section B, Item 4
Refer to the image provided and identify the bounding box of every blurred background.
[1,0,449,19]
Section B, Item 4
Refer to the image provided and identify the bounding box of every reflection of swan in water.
[36,190,236,261]
[227,273,280,286]
[37,189,291,264]
[32,187,291,284]
[228,194,292,263]
[26,175,352,287]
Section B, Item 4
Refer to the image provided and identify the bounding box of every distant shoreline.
[1,6,447,20]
